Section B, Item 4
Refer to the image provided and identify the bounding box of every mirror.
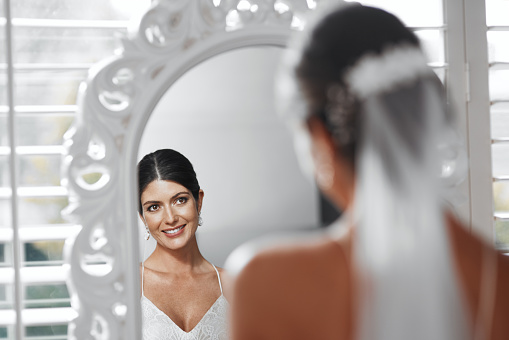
[62,1,320,338]
[138,46,320,266]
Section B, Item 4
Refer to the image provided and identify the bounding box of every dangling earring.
[144,226,150,240]
[198,213,203,226]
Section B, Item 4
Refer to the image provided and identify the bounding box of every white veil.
[276,4,472,340]
[348,45,469,340]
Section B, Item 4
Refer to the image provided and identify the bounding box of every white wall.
[138,47,319,266]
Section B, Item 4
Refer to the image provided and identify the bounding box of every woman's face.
[140,179,203,251]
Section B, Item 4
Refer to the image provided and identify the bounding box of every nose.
[163,206,178,225]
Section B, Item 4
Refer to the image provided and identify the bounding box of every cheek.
[144,214,160,227]
[182,206,199,222]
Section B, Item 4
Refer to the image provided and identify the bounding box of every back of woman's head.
[299,6,419,80]
[137,149,200,213]
[296,5,424,165]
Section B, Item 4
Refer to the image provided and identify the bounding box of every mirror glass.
[137,46,320,266]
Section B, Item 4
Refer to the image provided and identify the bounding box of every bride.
[138,149,229,339]
[229,3,509,340]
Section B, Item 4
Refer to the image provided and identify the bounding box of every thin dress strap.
[141,261,145,296]
[211,264,223,295]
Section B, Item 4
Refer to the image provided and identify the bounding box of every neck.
[148,236,207,274]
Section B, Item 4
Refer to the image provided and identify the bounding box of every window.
[0,1,150,339]
[486,0,509,251]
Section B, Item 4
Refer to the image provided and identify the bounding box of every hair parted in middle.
[137,149,201,214]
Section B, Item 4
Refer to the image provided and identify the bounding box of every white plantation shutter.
[0,1,150,339]
[483,0,509,250]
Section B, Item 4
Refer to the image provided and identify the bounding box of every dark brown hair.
[137,149,200,213]
[296,5,420,165]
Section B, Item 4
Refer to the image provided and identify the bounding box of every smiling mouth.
[162,225,185,234]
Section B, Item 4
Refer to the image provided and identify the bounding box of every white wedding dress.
[141,263,229,340]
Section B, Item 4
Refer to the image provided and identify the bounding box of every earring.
[144,226,150,240]
[198,214,203,226]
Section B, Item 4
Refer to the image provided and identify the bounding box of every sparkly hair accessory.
[345,44,432,99]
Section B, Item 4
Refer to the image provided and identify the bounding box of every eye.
[147,204,159,212]
[175,197,188,205]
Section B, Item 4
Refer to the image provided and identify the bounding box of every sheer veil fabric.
[352,68,469,340]
[277,3,472,340]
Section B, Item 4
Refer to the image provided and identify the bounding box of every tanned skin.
[231,118,509,340]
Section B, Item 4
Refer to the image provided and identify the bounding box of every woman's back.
[231,233,353,340]
[231,216,509,340]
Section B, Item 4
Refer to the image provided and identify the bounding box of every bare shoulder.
[226,225,348,271]
[230,227,354,306]
[236,233,350,288]
[229,230,353,339]
[447,213,509,340]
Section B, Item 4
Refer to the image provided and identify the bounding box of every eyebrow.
[142,191,190,207]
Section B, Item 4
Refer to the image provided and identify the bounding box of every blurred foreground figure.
[229,4,509,340]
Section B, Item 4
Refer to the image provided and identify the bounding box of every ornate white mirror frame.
[61,0,318,339]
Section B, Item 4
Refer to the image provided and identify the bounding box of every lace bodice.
[141,294,229,340]
[141,263,229,340]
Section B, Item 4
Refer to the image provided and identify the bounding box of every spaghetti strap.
[141,261,229,339]
[141,261,145,297]
[211,264,223,295]
[141,227,147,298]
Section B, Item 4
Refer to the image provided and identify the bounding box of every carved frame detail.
[62,0,317,338]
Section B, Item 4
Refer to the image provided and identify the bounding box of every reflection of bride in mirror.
[137,149,229,339]
[230,4,509,340]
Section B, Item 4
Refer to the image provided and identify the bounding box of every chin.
[163,232,197,250]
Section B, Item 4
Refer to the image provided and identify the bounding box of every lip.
[162,224,186,238]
